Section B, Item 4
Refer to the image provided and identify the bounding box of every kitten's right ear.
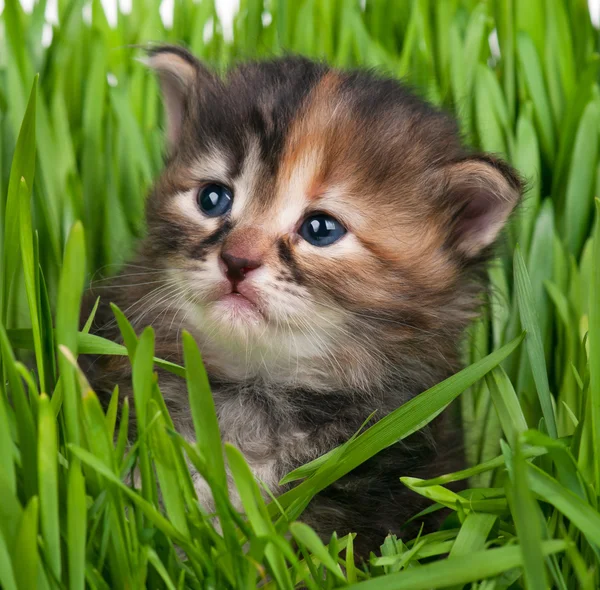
[143,46,207,149]
[442,155,523,258]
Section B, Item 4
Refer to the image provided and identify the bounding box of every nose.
[220,251,262,284]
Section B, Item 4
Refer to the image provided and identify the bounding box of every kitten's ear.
[143,46,207,149]
[443,156,522,257]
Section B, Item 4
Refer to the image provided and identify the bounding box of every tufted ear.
[443,156,522,257]
[143,46,205,149]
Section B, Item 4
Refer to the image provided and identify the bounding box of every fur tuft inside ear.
[443,156,522,257]
[143,45,204,149]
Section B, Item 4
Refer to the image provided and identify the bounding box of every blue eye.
[197,183,233,217]
[299,214,346,247]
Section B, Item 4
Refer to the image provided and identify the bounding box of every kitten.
[83,46,522,555]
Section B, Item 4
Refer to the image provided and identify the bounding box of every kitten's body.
[83,49,521,555]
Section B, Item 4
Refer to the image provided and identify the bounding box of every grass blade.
[37,394,61,580]
[563,101,599,256]
[514,245,558,438]
[2,76,37,323]
[526,463,600,547]
[55,221,86,446]
[507,438,547,590]
[13,497,39,590]
[588,199,600,490]
[486,365,528,442]
[67,460,86,590]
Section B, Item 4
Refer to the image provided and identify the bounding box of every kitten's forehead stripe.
[276,71,344,189]
[186,57,328,200]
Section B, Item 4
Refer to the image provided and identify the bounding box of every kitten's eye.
[197,183,233,217]
[299,214,347,247]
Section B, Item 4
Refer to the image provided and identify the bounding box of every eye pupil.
[198,183,233,217]
[300,214,346,247]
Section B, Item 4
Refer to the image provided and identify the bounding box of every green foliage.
[0,0,599,587]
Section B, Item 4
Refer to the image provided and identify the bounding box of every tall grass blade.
[55,221,86,446]
[2,76,37,324]
[514,245,558,437]
[588,199,600,490]
[37,394,61,580]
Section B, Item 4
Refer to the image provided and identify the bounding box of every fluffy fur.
[82,46,522,556]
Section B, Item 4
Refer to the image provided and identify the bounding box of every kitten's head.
[141,46,521,391]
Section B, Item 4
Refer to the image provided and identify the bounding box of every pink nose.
[220,251,262,284]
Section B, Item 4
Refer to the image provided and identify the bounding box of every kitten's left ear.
[143,45,210,149]
[443,155,523,257]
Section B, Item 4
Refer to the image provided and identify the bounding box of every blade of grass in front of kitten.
[514,245,558,438]
[110,303,138,358]
[182,330,242,577]
[182,331,225,484]
[79,331,185,377]
[132,326,158,505]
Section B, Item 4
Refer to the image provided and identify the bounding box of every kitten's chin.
[210,293,265,327]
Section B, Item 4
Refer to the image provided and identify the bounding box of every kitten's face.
[142,49,521,388]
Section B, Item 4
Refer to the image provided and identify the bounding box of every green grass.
[1,0,600,587]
